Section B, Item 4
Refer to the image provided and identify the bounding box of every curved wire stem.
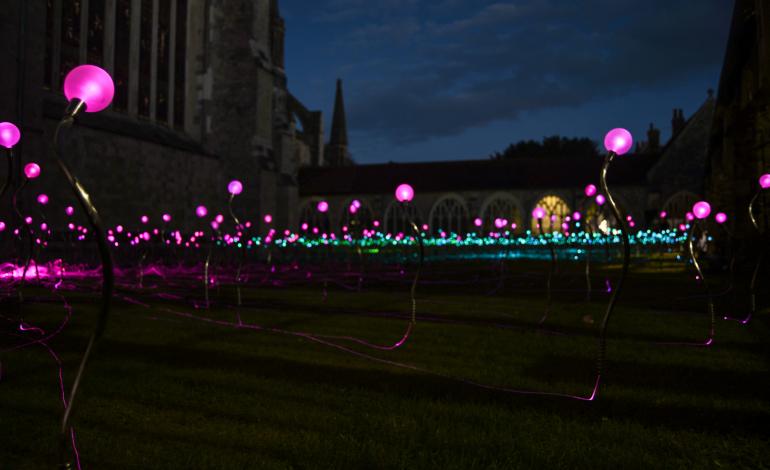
[12,177,34,304]
[54,115,115,467]
[687,221,715,343]
[748,189,765,321]
[227,193,246,307]
[0,148,12,203]
[748,190,760,231]
[408,214,424,324]
[538,220,556,325]
[594,151,630,399]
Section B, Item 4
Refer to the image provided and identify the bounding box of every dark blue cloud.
[283,0,732,161]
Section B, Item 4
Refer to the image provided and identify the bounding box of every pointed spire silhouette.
[329,79,348,147]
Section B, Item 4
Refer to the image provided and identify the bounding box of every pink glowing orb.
[24,163,41,179]
[264,214,273,224]
[195,205,207,218]
[215,214,224,224]
[25,216,33,225]
[140,215,149,224]
[532,207,546,219]
[373,220,380,227]
[211,220,219,230]
[0,122,21,149]
[317,201,329,213]
[37,193,49,205]
[659,211,667,219]
[65,206,74,216]
[63,65,115,113]
[595,194,606,206]
[422,224,429,231]
[572,211,581,221]
[494,218,505,229]
[301,222,308,230]
[0,221,5,232]
[692,201,711,219]
[715,212,727,224]
[584,184,597,197]
[474,217,482,227]
[395,183,414,203]
[352,199,361,209]
[685,212,694,221]
[760,173,770,189]
[603,128,633,155]
[227,179,243,195]
[116,225,124,233]
[162,213,171,223]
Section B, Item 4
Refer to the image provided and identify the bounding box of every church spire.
[330,78,348,147]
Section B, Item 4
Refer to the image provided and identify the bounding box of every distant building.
[707,0,770,235]
[0,0,346,231]
[298,95,715,236]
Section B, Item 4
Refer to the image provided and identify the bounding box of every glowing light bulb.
[37,194,49,205]
[584,184,597,197]
[24,163,41,179]
[215,214,224,224]
[572,211,581,221]
[63,65,115,113]
[532,207,546,219]
[659,211,667,218]
[0,122,21,149]
[0,221,5,232]
[65,206,74,216]
[196,205,207,218]
[162,213,171,223]
[760,174,770,189]
[317,201,329,213]
[264,214,273,224]
[595,194,606,206]
[227,179,243,195]
[395,183,414,203]
[715,212,727,224]
[474,217,482,227]
[692,201,711,219]
[603,128,633,155]
[140,215,149,224]
[686,212,694,221]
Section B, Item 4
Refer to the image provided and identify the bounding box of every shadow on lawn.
[95,335,770,438]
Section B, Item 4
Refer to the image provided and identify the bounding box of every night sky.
[282,0,733,164]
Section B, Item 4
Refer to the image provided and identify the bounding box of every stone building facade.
[0,0,326,232]
[707,0,770,235]
[298,97,715,236]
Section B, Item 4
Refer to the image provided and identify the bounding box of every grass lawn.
[1,259,769,469]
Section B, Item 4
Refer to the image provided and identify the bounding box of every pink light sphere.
[572,211,581,221]
[532,207,546,219]
[692,201,711,220]
[595,194,606,206]
[215,214,224,224]
[659,211,667,218]
[140,215,149,224]
[24,163,41,179]
[759,173,770,189]
[65,206,74,216]
[264,214,273,224]
[715,212,727,224]
[0,221,5,232]
[584,184,597,197]
[395,183,414,203]
[37,194,49,205]
[195,205,207,218]
[474,217,482,227]
[352,199,361,209]
[0,122,21,149]
[162,213,172,223]
[317,201,329,213]
[685,212,695,221]
[227,179,243,195]
[603,128,633,156]
[63,65,115,113]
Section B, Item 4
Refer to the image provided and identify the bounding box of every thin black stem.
[687,221,715,341]
[595,151,630,395]
[54,115,115,467]
[0,148,12,202]
[408,211,424,324]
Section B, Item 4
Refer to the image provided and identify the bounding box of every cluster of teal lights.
[215,227,688,250]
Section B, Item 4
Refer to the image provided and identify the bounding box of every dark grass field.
[1,258,769,469]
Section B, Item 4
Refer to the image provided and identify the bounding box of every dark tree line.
[490,136,600,159]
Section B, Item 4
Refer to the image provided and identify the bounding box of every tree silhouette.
[490,136,599,159]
